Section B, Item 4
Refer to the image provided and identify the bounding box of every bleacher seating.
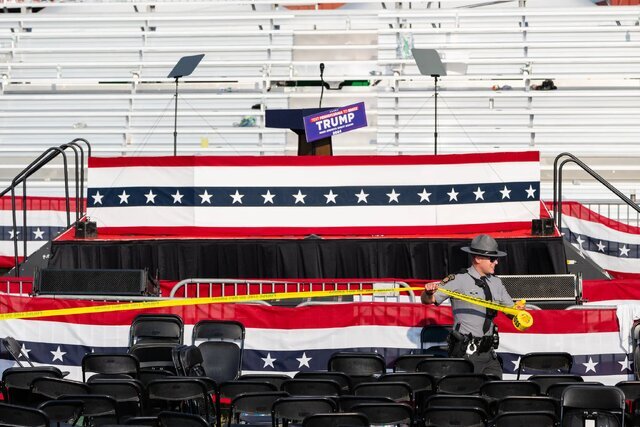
[0,1,639,200]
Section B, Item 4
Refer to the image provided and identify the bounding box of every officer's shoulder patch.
[440,273,456,284]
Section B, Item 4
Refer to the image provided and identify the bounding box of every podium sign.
[303,102,367,143]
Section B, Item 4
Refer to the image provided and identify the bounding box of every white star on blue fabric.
[199,190,213,204]
[172,191,184,204]
[8,229,20,240]
[418,188,431,203]
[597,241,606,252]
[525,185,537,199]
[324,190,338,204]
[386,189,400,203]
[355,190,369,204]
[618,355,632,372]
[296,352,312,368]
[144,190,157,204]
[261,353,276,368]
[511,357,521,372]
[51,346,66,362]
[293,190,307,204]
[620,245,630,257]
[230,190,244,204]
[447,188,459,202]
[262,190,275,204]
[33,228,45,240]
[582,357,598,373]
[20,343,31,359]
[118,191,130,204]
[473,187,485,201]
[91,191,104,205]
[576,236,585,248]
[500,186,511,200]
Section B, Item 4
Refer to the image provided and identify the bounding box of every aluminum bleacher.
[0,0,638,199]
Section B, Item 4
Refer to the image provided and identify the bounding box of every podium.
[265,108,334,156]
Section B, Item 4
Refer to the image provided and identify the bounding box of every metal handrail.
[0,139,91,276]
[552,152,640,230]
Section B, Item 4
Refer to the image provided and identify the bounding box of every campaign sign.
[303,102,367,143]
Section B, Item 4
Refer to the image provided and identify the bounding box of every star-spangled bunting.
[0,340,631,380]
[563,230,640,260]
[87,182,539,208]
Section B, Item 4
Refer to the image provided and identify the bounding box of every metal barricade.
[169,279,416,305]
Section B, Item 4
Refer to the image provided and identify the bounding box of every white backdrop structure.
[0,0,639,201]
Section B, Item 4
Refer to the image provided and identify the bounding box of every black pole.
[173,77,179,156]
[434,75,439,155]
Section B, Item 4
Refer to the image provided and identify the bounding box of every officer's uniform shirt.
[434,266,514,337]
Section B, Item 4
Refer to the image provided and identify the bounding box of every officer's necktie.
[480,276,497,334]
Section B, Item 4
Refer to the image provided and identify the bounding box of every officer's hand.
[514,299,526,310]
[423,282,439,295]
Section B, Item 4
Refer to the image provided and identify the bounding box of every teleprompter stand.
[168,54,204,156]
[412,48,447,155]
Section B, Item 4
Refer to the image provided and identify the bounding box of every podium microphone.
[319,62,325,108]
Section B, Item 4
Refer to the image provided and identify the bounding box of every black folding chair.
[528,374,583,395]
[561,385,625,427]
[146,377,216,426]
[352,402,413,426]
[415,357,474,380]
[193,320,245,384]
[239,374,292,390]
[480,380,540,399]
[420,324,453,355]
[328,352,386,386]
[1,366,65,405]
[422,394,491,421]
[0,402,50,427]
[228,391,288,427]
[82,353,140,382]
[294,371,352,393]
[392,354,436,372]
[302,412,370,427]
[157,411,209,427]
[353,381,413,403]
[129,314,184,347]
[37,399,83,427]
[436,373,489,395]
[302,412,369,427]
[496,396,558,417]
[516,352,573,379]
[89,378,146,420]
[422,406,487,427]
[1,336,35,367]
[281,379,342,397]
[271,396,336,427]
[493,410,557,427]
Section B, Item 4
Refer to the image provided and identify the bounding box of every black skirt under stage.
[48,236,567,281]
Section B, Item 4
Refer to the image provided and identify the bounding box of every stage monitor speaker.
[75,221,97,238]
[532,218,555,236]
[33,268,158,297]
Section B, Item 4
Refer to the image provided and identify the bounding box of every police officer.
[421,234,524,378]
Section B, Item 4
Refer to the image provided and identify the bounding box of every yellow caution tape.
[0,287,407,321]
[0,284,532,331]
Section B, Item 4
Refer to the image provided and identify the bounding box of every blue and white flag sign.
[86,152,541,237]
[303,102,367,143]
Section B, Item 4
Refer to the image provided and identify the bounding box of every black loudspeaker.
[531,218,555,236]
[33,268,158,296]
[75,221,97,238]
